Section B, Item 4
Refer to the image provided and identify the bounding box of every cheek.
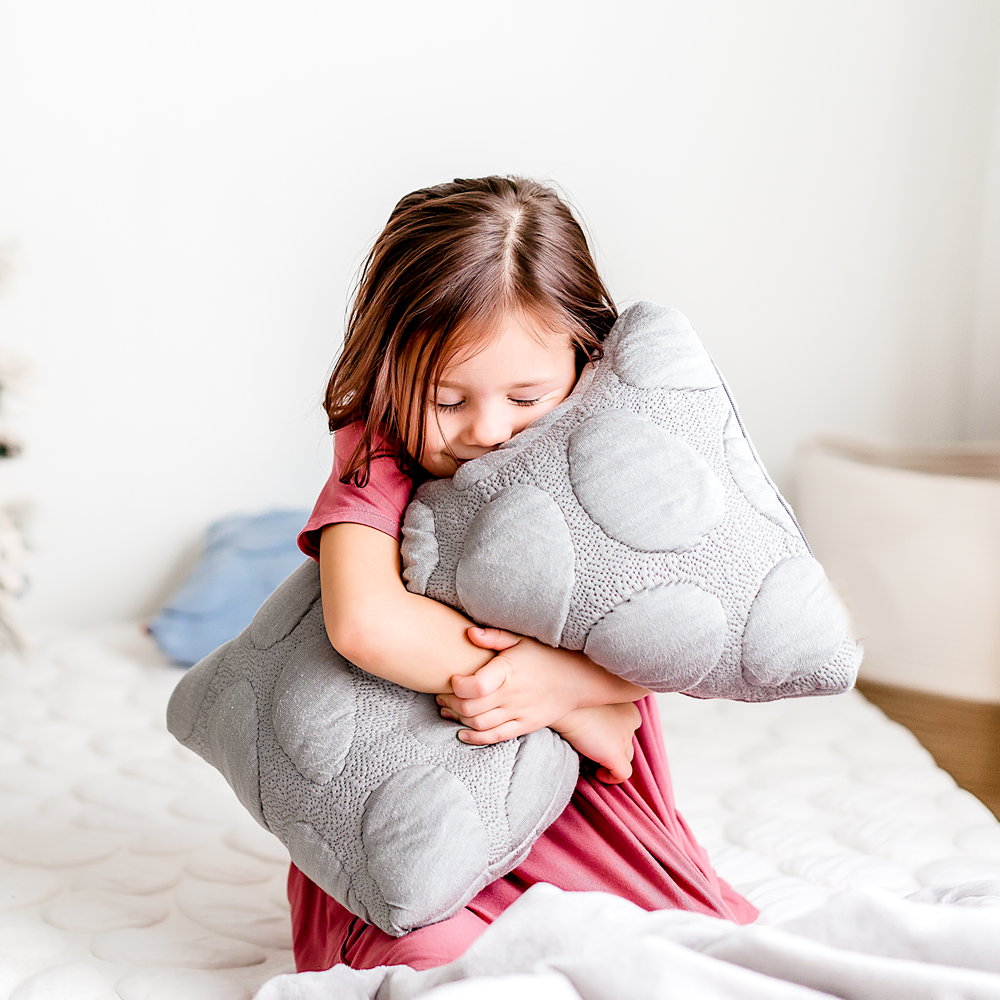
[538,375,579,418]
[421,411,450,454]
[417,416,457,477]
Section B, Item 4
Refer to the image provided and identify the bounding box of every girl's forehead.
[442,310,575,378]
[440,340,574,391]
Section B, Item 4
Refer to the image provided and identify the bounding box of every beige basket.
[794,437,1000,704]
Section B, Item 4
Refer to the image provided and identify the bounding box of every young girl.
[291,176,757,972]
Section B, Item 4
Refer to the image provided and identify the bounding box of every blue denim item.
[149,509,309,666]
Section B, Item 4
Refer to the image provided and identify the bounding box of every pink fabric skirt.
[288,696,757,971]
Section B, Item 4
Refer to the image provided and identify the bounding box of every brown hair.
[324,176,617,485]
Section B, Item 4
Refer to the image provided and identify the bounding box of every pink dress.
[291,424,757,972]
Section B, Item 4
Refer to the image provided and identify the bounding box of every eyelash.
[435,398,541,412]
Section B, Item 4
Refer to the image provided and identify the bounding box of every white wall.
[1,0,998,627]
[969,30,1000,438]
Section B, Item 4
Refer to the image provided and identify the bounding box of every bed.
[2,625,999,999]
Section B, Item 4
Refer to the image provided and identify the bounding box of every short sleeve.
[297,424,415,561]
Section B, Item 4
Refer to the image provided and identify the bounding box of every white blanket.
[255,880,1000,1000]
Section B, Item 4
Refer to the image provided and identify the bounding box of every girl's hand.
[551,703,641,784]
[436,626,646,744]
[436,627,592,741]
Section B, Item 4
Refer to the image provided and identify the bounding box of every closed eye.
[435,396,543,412]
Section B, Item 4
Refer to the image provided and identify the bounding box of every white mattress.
[1,626,999,999]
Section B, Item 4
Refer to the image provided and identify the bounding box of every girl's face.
[419,311,578,478]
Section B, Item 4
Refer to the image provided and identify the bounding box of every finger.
[453,707,514,732]
[595,759,633,784]
[439,704,476,726]
[595,766,628,784]
[456,720,527,745]
[439,694,500,718]
[465,626,521,652]
[451,659,509,699]
[438,698,505,729]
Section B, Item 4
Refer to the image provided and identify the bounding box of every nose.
[463,402,514,449]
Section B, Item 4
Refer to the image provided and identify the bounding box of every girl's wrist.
[549,706,592,737]
[571,652,649,709]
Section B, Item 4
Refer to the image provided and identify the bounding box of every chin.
[425,457,456,478]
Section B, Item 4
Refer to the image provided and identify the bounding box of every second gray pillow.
[166,560,579,937]
[402,302,862,700]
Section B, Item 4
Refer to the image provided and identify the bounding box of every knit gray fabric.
[402,301,862,699]
[166,561,580,937]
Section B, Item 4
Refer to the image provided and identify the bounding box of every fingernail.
[457,731,470,741]
[435,696,443,705]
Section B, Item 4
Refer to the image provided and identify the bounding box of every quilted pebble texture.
[166,561,579,937]
[402,301,862,700]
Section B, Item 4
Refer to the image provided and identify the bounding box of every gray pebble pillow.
[166,562,579,938]
[401,301,862,699]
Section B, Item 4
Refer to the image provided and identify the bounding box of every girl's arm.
[437,627,648,783]
[438,626,647,738]
[320,522,643,708]
[320,522,492,693]
[320,522,647,781]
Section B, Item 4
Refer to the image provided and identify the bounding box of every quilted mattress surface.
[1,626,999,999]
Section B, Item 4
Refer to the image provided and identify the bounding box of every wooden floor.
[857,679,1000,820]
